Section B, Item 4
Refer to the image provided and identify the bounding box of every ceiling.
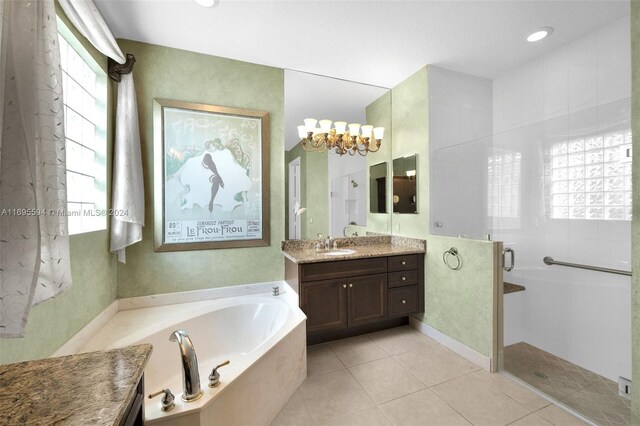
[95,0,630,88]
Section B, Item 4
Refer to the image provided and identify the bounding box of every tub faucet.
[169,330,204,402]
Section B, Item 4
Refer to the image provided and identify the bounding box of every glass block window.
[58,18,108,234]
[488,149,522,218]
[550,131,632,220]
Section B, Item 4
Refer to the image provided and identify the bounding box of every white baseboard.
[410,317,492,371]
[51,300,119,357]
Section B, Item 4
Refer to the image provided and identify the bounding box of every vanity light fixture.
[527,27,553,42]
[297,119,384,156]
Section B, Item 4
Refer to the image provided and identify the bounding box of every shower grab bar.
[543,256,631,276]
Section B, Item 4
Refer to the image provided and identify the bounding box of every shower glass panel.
[432,99,632,425]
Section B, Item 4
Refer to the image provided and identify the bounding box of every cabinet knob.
[342,284,347,288]
[349,283,353,288]
[401,299,407,304]
[401,261,406,265]
[401,276,406,281]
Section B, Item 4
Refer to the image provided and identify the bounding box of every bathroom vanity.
[283,237,426,345]
[0,344,151,425]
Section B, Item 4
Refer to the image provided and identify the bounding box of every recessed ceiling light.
[527,27,553,42]
[194,0,219,7]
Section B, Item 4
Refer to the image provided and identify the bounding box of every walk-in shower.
[430,16,632,426]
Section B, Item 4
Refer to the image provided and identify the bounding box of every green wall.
[389,66,497,358]
[631,1,639,422]
[416,236,496,357]
[285,142,329,240]
[366,92,393,234]
[115,40,285,298]
[391,67,429,239]
[0,4,118,365]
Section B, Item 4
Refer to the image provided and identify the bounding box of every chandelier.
[297,119,384,156]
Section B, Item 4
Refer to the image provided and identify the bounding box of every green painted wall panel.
[631,1,639,422]
[0,4,117,364]
[416,236,495,357]
[391,67,429,239]
[114,40,285,298]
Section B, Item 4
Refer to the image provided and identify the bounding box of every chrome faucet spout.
[169,330,203,402]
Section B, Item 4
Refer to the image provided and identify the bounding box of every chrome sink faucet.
[169,330,203,402]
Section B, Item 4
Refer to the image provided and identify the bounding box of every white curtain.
[0,0,72,337]
[59,0,144,263]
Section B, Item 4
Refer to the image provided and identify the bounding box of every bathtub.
[80,285,307,425]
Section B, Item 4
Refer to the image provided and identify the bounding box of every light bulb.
[361,125,373,138]
[527,27,553,42]
[319,120,332,133]
[304,118,318,132]
[373,127,385,140]
[297,125,307,139]
[348,123,361,136]
[334,121,347,134]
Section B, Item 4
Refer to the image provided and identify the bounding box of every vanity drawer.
[388,286,418,318]
[388,270,419,288]
[300,257,388,282]
[388,254,418,272]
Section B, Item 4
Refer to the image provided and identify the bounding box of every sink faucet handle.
[209,360,231,388]
[148,388,176,412]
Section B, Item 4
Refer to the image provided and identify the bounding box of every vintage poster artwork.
[162,107,263,245]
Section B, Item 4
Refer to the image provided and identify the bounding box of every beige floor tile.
[297,369,374,424]
[508,413,553,425]
[379,388,471,426]
[307,343,345,377]
[368,325,438,355]
[432,372,530,426]
[329,335,389,367]
[270,392,313,426]
[349,357,426,404]
[318,406,392,426]
[474,371,550,411]
[535,405,588,425]
[394,346,480,387]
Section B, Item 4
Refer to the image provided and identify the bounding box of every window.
[58,18,108,234]
[549,130,632,221]
[488,149,522,220]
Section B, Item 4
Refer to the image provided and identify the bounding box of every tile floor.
[505,342,631,426]
[271,327,587,426]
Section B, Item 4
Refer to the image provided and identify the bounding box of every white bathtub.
[80,285,307,425]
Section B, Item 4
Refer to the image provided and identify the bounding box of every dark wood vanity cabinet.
[286,253,424,344]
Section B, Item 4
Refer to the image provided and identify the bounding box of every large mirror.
[392,154,418,214]
[369,162,388,214]
[284,70,392,239]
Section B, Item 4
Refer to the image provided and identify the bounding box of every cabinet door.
[347,273,388,327]
[300,279,348,334]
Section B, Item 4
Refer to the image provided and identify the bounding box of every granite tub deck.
[281,235,426,264]
[0,344,151,426]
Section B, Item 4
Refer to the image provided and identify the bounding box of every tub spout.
[169,329,203,402]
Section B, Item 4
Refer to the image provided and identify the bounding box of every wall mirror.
[392,154,418,214]
[284,70,391,240]
[369,162,388,214]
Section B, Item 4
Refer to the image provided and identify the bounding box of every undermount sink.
[321,249,356,256]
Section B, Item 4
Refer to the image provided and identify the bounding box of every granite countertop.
[282,235,426,264]
[0,344,152,426]
[504,282,526,294]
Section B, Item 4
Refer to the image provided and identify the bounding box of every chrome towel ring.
[443,247,462,270]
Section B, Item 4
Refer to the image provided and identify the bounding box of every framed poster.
[153,98,270,251]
